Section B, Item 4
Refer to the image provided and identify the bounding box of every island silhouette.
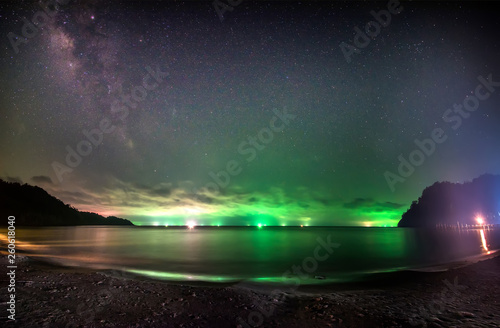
[398,174,500,227]
[0,179,133,226]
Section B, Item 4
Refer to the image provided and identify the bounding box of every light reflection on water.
[480,229,490,253]
[3,227,499,283]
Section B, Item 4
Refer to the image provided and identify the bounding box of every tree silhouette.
[0,179,133,226]
[398,174,500,227]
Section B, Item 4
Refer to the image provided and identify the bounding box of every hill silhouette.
[0,179,133,226]
[398,174,500,227]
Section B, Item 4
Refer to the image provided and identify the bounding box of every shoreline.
[1,252,499,327]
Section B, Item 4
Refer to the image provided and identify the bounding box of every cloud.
[3,176,22,184]
[39,174,405,226]
[131,182,172,197]
[31,175,54,185]
[343,198,374,209]
[343,198,405,211]
[378,201,405,209]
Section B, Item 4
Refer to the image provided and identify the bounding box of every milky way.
[1,1,499,226]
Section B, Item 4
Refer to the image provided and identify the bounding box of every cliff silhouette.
[0,179,133,226]
[398,174,500,227]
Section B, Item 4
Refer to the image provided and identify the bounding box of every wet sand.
[1,252,499,328]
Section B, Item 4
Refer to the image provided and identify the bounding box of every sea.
[8,226,500,284]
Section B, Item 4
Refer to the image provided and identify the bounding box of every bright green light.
[257,223,262,228]
[127,269,238,283]
[130,194,406,226]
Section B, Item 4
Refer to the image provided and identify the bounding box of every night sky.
[1,1,499,226]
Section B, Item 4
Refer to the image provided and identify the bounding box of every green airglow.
[125,196,406,227]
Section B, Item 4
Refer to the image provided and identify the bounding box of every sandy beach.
[1,251,499,328]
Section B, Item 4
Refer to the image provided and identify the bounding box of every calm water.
[8,226,500,284]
